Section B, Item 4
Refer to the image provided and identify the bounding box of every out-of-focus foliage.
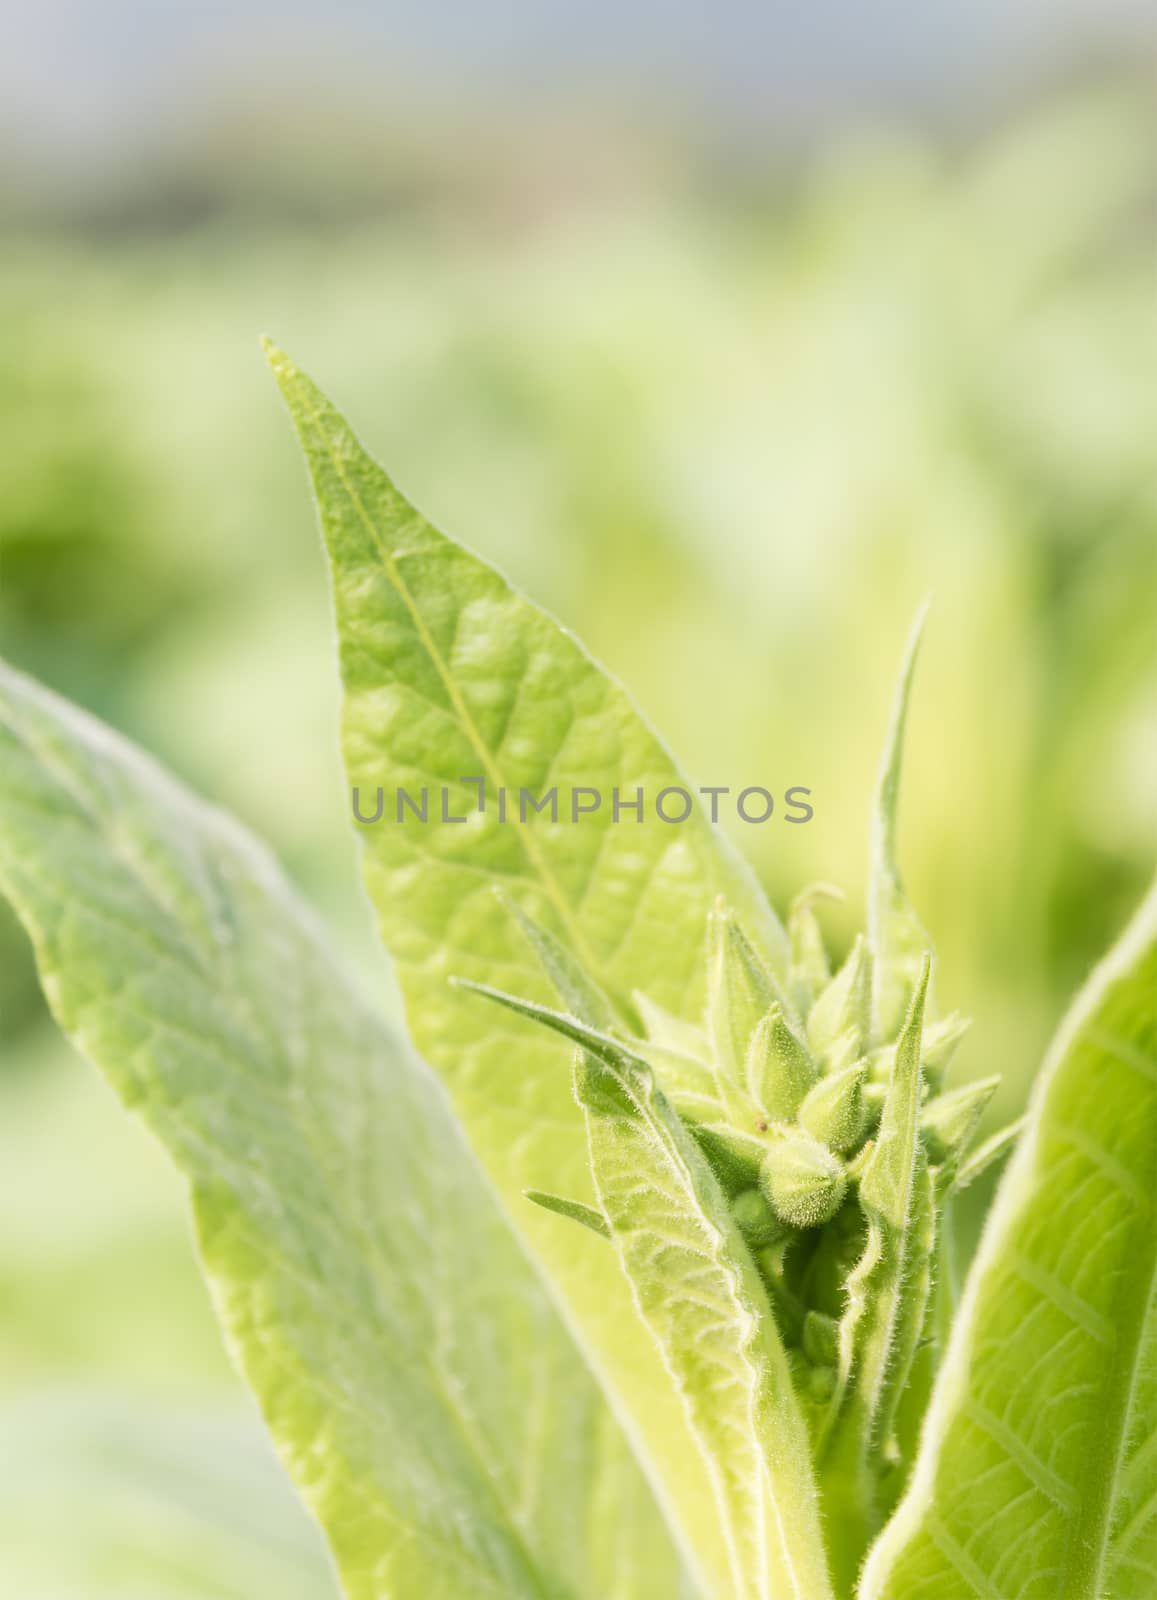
[1,81,1155,1594]
[0,1390,335,1599]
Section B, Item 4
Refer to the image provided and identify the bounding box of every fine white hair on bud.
[760,1131,848,1230]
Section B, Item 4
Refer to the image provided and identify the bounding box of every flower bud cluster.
[636,894,988,1416]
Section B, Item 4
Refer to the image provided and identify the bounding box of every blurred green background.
[3,7,1157,1593]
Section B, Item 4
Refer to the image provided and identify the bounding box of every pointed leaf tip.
[261,336,295,379]
[871,608,934,1038]
[875,602,929,872]
[451,977,650,1079]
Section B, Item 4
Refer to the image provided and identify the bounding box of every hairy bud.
[761,1131,848,1229]
[798,1060,870,1154]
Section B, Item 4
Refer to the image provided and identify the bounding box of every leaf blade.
[862,876,1157,1600]
[0,662,691,1600]
[269,342,788,1592]
[572,1043,834,1600]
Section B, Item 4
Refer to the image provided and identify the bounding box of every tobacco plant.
[0,348,1154,1599]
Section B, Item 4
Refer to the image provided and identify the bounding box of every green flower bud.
[731,1187,782,1245]
[921,1074,1000,1167]
[746,1005,817,1121]
[798,1060,869,1153]
[761,1131,848,1230]
[689,1120,765,1193]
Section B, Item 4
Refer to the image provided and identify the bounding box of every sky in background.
[5,0,1157,179]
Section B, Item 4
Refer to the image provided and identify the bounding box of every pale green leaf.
[500,889,617,1029]
[787,885,841,1012]
[827,957,933,1442]
[0,662,690,1600]
[950,1115,1026,1192]
[862,875,1157,1600]
[268,341,788,1593]
[570,1039,834,1600]
[807,936,872,1069]
[817,960,932,1591]
[445,973,834,1595]
[919,1076,1001,1171]
[708,903,790,1085]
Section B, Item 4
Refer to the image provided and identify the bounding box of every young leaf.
[950,1114,1026,1192]
[920,1012,971,1085]
[817,958,932,1588]
[499,888,617,1029]
[863,875,1157,1600]
[870,605,933,1041]
[836,957,932,1427]
[268,342,787,1589]
[450,977,650,1072]
[919,1075,1001,1174]
[635,990,714,1066]
[807,936,872,1067]
[572,1038,835,1600]
[788,885,841,1010]
[708,902,787,1083]
[0,662,691,1600]
[525,1189,612,1239]
[874,1155,936,1455]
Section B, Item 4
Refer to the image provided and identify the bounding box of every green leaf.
[807,936,873,1069]
[950,1114,1025,1192]
[708,902,789,1085]
[500,889,617,1029]
[828,957,933,1442]
[0,662,691,1600]
[817,960,932,1591]
[268,342,788,1592]
[863,875,1157,1600]
[571,1038,834,1600]
[456,972,833,1593]
[919,1075,1000,1181]
[870,605,933,1041]
[787,885,841,1011]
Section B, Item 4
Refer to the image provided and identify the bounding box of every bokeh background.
[3,5,1157,1593]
